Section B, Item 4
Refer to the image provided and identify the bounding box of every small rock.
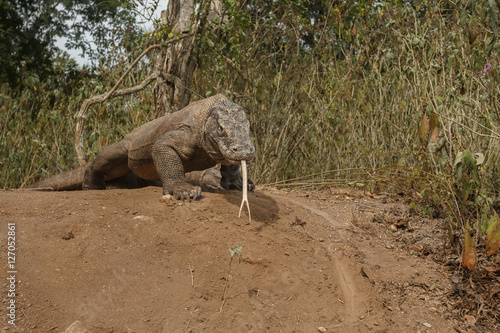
[133,216,154,223]
[390,224,398,232]
[161,194,173,201]
[464,314,476,324]
[62,231,75,240]
[422,322,432,328]
[318,327,327,332]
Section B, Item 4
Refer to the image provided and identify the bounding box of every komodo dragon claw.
[169,182,202,202]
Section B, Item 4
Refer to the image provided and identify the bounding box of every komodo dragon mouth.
[205,134,254,165]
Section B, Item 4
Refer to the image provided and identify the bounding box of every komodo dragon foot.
[222,179,255,191]
[165,181,202,202]
[220,165,255,192]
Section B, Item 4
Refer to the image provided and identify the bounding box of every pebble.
[161,194,173,201]
[318,327,327,332]
[464,314,476,324]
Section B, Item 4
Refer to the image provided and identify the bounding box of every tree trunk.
[154,0,224,117]
[154,0,197,117]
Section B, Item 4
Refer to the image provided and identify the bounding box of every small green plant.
[220,245,243,312]
[453,150,485,221]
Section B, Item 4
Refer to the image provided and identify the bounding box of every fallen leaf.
[419,112,430,147]
[483,266,500,273]
[462,226,476,270]
[429,112,440,144]
[486,212,500,256]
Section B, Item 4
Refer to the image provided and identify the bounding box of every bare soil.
[1,186,499,332]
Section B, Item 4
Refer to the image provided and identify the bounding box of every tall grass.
[194,1,499,197]
[0,52,156,188]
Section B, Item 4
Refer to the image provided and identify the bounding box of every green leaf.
[229,245,242,257]
[463,150,473,166]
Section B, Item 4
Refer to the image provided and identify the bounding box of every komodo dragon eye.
[218,124,227,136]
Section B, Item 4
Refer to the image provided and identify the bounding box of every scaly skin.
[28,94,255,200]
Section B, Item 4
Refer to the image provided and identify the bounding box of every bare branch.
[104,35,189,101]
[222,55,254,88]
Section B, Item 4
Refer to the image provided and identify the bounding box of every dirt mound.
[0,187,496,332]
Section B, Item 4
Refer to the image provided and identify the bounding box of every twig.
[182,319,190,332]
[434,112,500,141]
[222,54,254,87]
[363,300,370,318]
[188,265,194,286]
[221,256,234,301]
[219,298,226,313]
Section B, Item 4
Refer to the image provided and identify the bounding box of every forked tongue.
[238,160,251,222]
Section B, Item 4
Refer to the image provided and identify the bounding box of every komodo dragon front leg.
[151,134,203,201]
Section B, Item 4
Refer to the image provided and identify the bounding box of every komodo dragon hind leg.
[220,165,255,191]
[83,141,132,190]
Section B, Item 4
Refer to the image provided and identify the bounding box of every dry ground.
[1,186,499,332]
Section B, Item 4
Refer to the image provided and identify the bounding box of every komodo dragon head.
[203,100,255,165]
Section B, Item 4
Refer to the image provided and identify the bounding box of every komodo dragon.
[28,94,255,200]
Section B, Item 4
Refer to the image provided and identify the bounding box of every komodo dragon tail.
[26,166,86,191]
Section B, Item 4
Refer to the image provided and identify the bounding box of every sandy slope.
[0,186,470,332]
